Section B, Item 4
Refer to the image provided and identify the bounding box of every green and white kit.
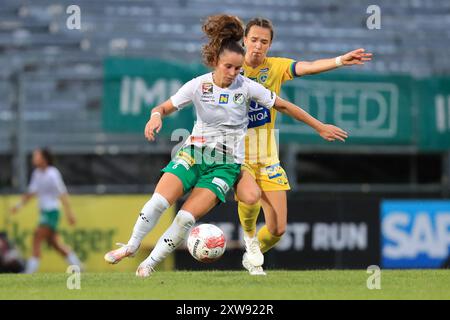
[164,72,277,202]
[28,166,67,230]
[162,146,241,203]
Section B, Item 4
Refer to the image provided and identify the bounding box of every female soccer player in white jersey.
[10,148,82,273]
[104,14,348,277]
[235,17,372,275]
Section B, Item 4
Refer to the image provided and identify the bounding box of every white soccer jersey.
[170,73,276,163]
[28,166,68,211]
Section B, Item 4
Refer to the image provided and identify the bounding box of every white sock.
[143,210,195,269]
[24,256,40,274]
[66,251,82,268]
[128,193,170,249]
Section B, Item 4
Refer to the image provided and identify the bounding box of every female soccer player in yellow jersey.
[235,18,372,275]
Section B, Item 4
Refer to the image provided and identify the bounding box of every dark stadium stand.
[1,0,449,192]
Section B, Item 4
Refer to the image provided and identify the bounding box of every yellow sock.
[238,201,261,237]
[257,225,282,253]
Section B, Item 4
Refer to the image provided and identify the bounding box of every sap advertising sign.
[381,201,450,268]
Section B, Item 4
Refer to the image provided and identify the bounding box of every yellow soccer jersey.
[242,57,296,165]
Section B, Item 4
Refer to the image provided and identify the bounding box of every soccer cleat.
[104,243,139,264]
[243,236,264,267]
[135,263,155,278]
[242,253,266,276]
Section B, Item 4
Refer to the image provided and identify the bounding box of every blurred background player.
[10,148,82,274]
[104,14,347,277]
[235,17,372,275]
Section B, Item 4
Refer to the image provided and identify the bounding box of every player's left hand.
[318,124,348,142]
[341,48,372,65]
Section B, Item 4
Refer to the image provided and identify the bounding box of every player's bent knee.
[175,210,196,228]
[268,225,286,237]
[239,189,261,206]
[274,228,286,237]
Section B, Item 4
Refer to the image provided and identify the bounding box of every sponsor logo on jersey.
[258,73,268,84]
[175,150,195,168]
[172,159,190,170]
[219,94,229,104]
[265,163,283,179]
[233,93,245,105]
[200,96,215,103]
[190,136,206,144]
[212,177,230,194]
[248,100,271,128]
[202,82,213,94]
[248,75,266,85]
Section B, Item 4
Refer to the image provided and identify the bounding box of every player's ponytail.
[201,14,244,68]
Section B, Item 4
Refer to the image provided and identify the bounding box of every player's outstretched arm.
[10,193,34,214]
[60,193,76,225]
[295,48,373,76]
[144,99,177,142]
[273,96,348,142]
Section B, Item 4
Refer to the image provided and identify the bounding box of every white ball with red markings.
[187,224,226,263]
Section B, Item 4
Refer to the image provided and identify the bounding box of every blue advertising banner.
[381,200,450,268]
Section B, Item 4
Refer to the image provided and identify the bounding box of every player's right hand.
[144,116,162,141]
[67,213,76,226]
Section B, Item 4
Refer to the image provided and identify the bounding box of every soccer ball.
[187,224,226,263]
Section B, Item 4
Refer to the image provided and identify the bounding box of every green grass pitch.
[0,270,449,300]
